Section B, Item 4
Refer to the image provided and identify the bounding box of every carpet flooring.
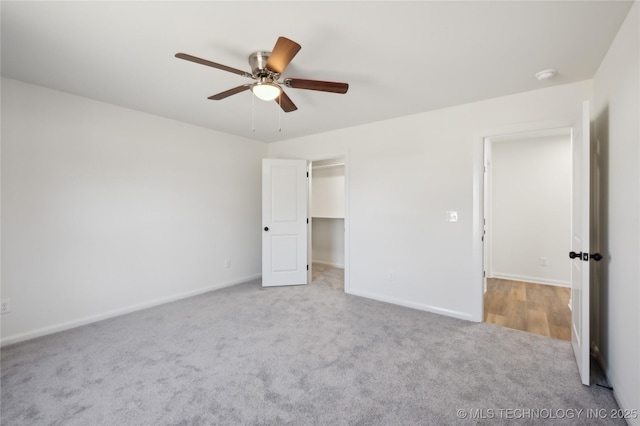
[1,265,621,425]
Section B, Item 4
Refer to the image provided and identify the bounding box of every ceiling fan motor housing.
[249,51,274,77]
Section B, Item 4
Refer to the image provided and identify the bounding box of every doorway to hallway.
[483,128,572,340]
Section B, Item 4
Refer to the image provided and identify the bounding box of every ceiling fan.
[175,36,349,113]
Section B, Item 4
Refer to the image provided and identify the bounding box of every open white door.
[262,159,308,287]
[570,101,591,385]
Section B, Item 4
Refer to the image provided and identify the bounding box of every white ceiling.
[1,1,633,143]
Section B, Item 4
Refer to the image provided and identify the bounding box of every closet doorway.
[310,157,346,292]
[483,129,572,340]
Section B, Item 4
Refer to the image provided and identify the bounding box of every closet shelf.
[312,163,344,170]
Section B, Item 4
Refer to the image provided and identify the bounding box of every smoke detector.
[535,69,557,81]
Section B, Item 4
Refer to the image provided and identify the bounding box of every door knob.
[264,227,269,231]
[590,253,603,261]
[569,251,582,259]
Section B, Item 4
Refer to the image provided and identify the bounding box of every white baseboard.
[592,344,640,426]
[312,260,345,269]
[346,289,475,322]
[611,377,640,426]
[0,274,261,347]
[598,351,640,426]
[489,272,570,288]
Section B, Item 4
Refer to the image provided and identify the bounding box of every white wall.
[269,80,592,321]
[312,165,345,218]
[312,218,345,268]
[592,2,639,422]
[0,78,267,345]
[489,134,572,286]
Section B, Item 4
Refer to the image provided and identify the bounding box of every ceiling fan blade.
[208,85,251,100]
[175,53,252,78]
[266,37,301,74]
[276,91,297,112]
[284,78,349,94]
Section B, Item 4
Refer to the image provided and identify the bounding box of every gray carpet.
[1,265,622,425]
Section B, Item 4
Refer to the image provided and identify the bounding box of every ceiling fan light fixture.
[251,81,282,101]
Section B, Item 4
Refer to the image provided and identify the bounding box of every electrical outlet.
[1,299,11,314]
[224,258,231,269]
[387,271,394,281]
[540,257,549,266]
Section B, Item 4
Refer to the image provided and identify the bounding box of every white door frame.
[476,114,592,385]
[306,151,350,292]
[483,127,573,288]
[472,120,574,322]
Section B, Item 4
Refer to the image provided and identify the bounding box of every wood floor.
[484,278,571,341]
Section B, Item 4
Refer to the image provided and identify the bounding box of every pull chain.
[252,92,255,132]
[278,94,282,132]
[250,92,285,133]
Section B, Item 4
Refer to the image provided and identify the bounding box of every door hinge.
[307,264,309,270]
[307,218,309,224]
[306,172,309,178]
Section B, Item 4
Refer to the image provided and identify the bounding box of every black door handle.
[264,227,269,231]
[569,251,604,262]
